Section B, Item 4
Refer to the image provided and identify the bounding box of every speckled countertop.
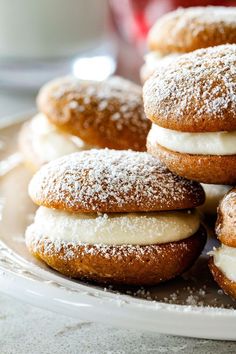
[1,93,236,354]
[1,293,236,354]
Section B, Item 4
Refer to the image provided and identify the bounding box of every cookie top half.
[29,149,205,213]
[143,45,236,132]
[37,76,151,151]
[148,7,236,54]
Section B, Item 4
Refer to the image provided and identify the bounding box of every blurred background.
[0,0,235,117]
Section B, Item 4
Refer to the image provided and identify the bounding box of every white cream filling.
[148,124,236,155]
[30,113,91,162]
[212,245,236,282]
[199,184,231,214]
[27,206,200,246]
[144,51,180,71]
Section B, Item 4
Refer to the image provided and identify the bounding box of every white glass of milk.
[0,0,116,89]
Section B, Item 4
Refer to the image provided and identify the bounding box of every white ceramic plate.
[0,113,236,341]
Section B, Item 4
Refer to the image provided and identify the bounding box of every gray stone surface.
[1,293,236,354]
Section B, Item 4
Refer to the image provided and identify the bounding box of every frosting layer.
[213,244,236,282]
[145,51,179,70]
[199,184,231,214]
[26,206,200,246]
[30,113,91,162]
[148,124,236,155]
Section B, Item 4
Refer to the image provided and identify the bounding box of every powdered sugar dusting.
[144,44,236,131]
[29,149,204,212]
[149,6,236,52]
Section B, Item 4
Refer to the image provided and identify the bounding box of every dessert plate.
[0,112,236,340]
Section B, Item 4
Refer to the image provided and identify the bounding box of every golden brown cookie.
[216,188,236,247]
[29,149,205,213]
[148,7,236,55]
[37,76,151,151]
[143,45,236,132]
[26,224,206,286]
[209,257,236,300]
[147,142,236,185]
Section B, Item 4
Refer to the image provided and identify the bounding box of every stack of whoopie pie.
[144,44,236,215]
[142,6,236,215]
[143,42,236,295]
